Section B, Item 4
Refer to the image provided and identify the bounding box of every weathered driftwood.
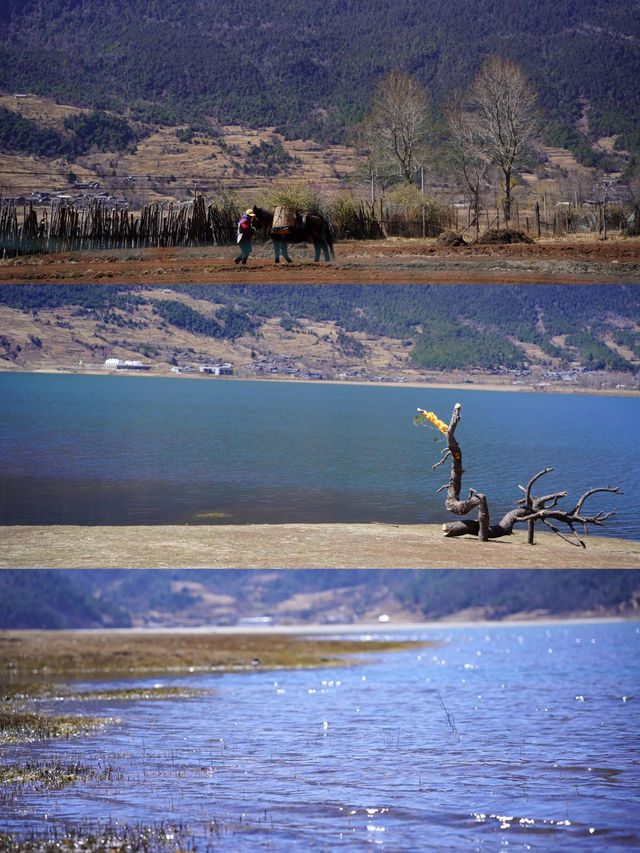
[423,402,621,547]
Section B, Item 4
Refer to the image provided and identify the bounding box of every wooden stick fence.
[0,196,241,257]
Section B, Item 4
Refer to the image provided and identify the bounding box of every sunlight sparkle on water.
[2,622,638,851]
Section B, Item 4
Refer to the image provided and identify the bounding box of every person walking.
[234,208,257,264]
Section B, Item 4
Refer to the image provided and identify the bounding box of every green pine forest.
[1,0,639,168]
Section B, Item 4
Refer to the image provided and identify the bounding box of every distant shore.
[2,523,639,569]
[2,617,637,679]
[69,616,636,637]
[0,628,430,677]
[2,365,638,398]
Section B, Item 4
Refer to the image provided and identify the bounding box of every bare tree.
[463,55,539,226]
[351,115,398,205]
[366,70,431,185]
[444,90,488,239]
[416,404,621,546]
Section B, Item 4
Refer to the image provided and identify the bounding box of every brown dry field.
[2,236,640,285]
[2,523,639,569]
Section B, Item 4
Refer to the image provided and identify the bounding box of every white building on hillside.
[199,363,234,375]
[104,358,149,371]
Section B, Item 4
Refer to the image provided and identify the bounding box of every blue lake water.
[0,373,639,538]
[1,621,638,851]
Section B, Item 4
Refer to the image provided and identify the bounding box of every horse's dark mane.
[251,205,274,225]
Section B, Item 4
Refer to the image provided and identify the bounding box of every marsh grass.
[0,711,112,744]
[0,821,201,853]
[70,686,213,700]
[0,759,121,792]
[4,685,212,704]
[2,631,428,676]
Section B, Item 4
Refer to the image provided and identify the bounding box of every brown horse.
[252,205,335,263]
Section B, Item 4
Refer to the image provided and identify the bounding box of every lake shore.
[2,365,638,398]
[2,523,639,568]
[2,618,636,680]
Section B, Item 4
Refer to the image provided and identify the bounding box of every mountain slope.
[0,569,132,628]
[1,284,639,379]
[1,569,638,628]
[1,0,638,154]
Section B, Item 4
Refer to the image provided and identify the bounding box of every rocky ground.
[2,236,640,284]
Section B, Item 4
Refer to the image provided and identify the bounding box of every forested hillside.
[0,569,638,628]
[1,0,638,162]
[1,284,639,373]
[0,106,140,159]
[0,569,132,629]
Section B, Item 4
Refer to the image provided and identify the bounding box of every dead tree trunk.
[431,403,490,541]
[418,403,621,547]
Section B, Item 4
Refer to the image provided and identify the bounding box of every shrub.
[328,194,382,239]
[256,181,327,214]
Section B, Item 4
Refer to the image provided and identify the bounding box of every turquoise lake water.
[1,621,638,851]
[0,373,638,538]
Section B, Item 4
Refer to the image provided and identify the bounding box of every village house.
[199,363,234,376]
[103,358,149,371]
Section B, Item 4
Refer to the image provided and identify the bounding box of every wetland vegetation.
[1,629,426,676]
[0,711,111,745]
[1,623,637,851]
[0,820,206,853]
[0,629,431,851]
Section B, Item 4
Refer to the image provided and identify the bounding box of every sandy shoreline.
[2,523,639,569]
[58,616,635,635]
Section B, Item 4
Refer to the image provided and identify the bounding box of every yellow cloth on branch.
[416,408,448,434]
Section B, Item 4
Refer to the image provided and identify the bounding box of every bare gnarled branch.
[421,403,621,547]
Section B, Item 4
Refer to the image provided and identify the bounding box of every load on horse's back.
[271,205,302,235]
[251,205,335,263]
